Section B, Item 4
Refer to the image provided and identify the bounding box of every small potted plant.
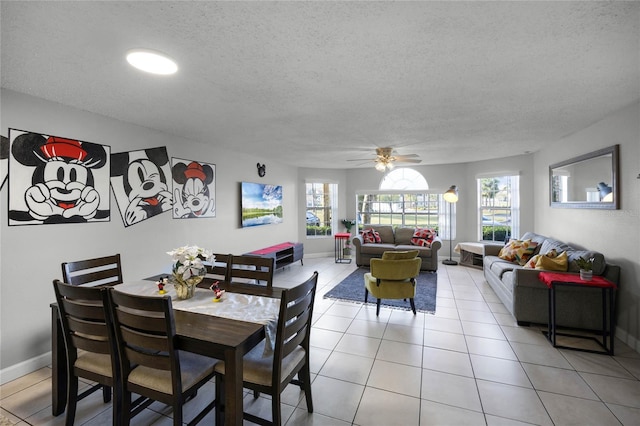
[341,219,356,234]
[576,256,594,281]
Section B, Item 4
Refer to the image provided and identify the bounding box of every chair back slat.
[71,334,112,355]
[205,253,232,282]
[108,287,217,424]
[109,289,180,377]
[124,347,172,371]
[229,255,274,288]
[274,271,318,366]
[121,326,170,353]
[62,254,123,287]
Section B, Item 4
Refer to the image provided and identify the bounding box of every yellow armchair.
[364,251,422,316]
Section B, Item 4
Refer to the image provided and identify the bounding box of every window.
[357,169,445,233]
[380,168,428,190]
[478,175,520,242]
[356,192,441,233]
[305,182,337,237]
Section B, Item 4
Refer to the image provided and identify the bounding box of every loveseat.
[352,225,442,271]
[483,231,620,330]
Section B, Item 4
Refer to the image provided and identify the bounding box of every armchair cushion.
[382,250,420,260]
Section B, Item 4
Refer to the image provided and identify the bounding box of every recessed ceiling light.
[126,49,178,75]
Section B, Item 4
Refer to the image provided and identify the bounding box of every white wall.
[2,89,638,382]
[0,89,300,381]
[534,101,640,351]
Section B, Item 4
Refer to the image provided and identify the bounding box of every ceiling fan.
[348,147,421,171]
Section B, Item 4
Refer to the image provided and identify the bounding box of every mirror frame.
[549,144,619,209]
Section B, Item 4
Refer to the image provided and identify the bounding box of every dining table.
[51,276,282,426]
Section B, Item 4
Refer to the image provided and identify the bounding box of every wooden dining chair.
[52,279,119,426]
[214,271,319,426]
[61,254,123,287]
[108,288,217,426]
[205,253,232,282]
[228,255,275,289]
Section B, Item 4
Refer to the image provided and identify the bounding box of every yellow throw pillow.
[535,251,568,271]
[524,249,559,269]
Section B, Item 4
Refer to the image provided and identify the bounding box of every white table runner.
[115,281,281,355]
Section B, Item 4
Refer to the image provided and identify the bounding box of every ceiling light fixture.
[374,150,396,172]
[126,49,178,75]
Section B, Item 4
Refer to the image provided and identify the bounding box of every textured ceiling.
[1,1,638,168]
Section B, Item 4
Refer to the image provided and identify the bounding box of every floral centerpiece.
[167,245,214,299]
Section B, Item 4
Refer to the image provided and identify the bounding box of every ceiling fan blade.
[395,159,422,164]
[347,158,376,162]
[394,154,419,159]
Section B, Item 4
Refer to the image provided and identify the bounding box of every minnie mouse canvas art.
[8,129,110,225]
[171,158,216,219]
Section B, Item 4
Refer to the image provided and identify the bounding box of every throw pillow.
[498,239,538,265]
[382,250,419,260]
[410,228,435,247]
[361,228,382,244]
[524,249,559,269]
[535,250,568,271]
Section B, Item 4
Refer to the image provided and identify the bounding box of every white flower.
[168,245,214,281]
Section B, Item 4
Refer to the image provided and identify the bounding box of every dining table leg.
[51,305,67,416]
[224,347,244,425]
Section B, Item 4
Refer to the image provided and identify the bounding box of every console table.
[454,242,502,269]
[334,233,352,264]
[538,271,617,355]
[245,242,303,270]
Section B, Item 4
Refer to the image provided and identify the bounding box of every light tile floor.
[1,256,640,425]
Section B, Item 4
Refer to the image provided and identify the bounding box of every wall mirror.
[549,145,619,209]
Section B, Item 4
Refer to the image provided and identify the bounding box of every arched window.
[380,168,428,190]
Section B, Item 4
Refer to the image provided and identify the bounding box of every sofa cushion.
[360,243,397,255]
[490,260,521,279]
[361,228,382,243]
[521,232,548,254]
[499,239,538,265]
[566,250,606,275]
[539,238,572,256]
[394,227,415,245]
[382,250,419,260]
[396,244,432,258]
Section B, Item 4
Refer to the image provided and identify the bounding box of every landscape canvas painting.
[241,181,283,227]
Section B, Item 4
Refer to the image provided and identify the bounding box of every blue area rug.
[324,268,437,313]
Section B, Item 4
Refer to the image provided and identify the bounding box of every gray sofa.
[352,224,442,271]
[483,231,620,330]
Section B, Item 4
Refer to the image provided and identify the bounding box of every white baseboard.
[0,352,51,385]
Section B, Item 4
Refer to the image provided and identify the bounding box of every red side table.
[538,272,617,355]
[334,233,352,264]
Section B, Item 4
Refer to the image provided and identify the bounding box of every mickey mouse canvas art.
[8,129,110,225]
[110,147,172,226]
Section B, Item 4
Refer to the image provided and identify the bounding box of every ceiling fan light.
[387,162,395,170]
[375,161,387,172]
